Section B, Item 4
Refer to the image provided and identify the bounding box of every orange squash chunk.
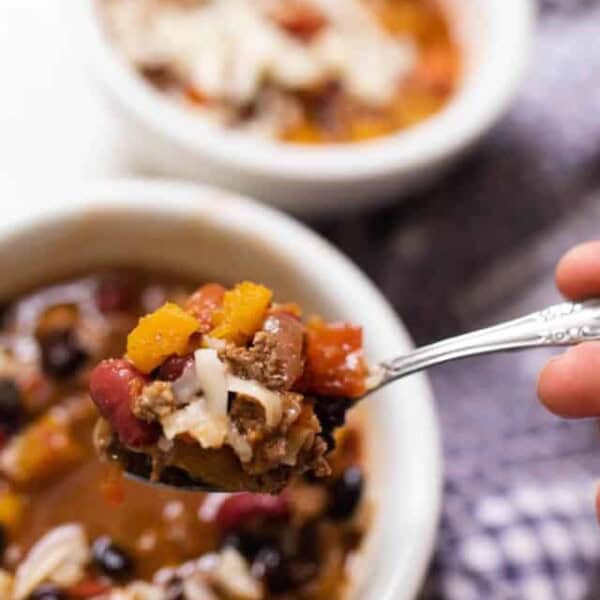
[3,415,83,487]
[127,302,199,373]
[0,490,25,529]
[210,282,273,345]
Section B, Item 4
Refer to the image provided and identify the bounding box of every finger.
[537,341,600,418]
[556,241,600,300]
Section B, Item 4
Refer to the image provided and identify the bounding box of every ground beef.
[229,395,269,444]
[302,436,331,478]
[229,393,329,478]
[132,381,177,421]
[221,313,305,391]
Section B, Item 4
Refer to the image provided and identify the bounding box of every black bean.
[221,532,272,562]
[252,546,293,595]
[328,467,364,520]
[0,378,23,430]
[164,576,185,600]
[39,329,88,379]
[296,522,319,564]
[282,524,319,587]
[92,536,134,581]
[313,397,351,450]
[28,584,67,600]
[221,532,245,553]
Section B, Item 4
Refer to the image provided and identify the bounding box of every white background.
[0,0,127,212]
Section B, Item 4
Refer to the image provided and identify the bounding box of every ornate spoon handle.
[368,300,600,395]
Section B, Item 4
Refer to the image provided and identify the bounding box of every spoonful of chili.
[89,281,600,494]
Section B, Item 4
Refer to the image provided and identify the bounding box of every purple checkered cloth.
[316,1,600,597]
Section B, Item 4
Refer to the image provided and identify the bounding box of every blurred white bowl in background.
[0,179,442,599]
[71,0,535,215]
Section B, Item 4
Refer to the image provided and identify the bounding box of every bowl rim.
[71,0,536,181]
[4,179,442,599]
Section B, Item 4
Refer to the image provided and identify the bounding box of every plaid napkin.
[425,479,598,599]
[316,1,600,597]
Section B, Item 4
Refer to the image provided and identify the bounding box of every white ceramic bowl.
[3,180,441,599]
[71,0,535,215]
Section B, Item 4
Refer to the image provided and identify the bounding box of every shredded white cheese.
[104,0,416,113]
[13,524,89,600]
[161,399,228,447]
[194,348,228,417]
[161,346,287,459]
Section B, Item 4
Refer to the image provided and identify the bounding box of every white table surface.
[0,0,127,213]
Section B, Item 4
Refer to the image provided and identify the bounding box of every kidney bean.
[96,275,135,314]
[89,359,158,448]
[262,313,305,390]
[157,353,194,381]
[216,493,289,532]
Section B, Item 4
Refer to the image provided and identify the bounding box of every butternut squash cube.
[210,282,273,345]
[127,302,199,373]
[0,491,25,529]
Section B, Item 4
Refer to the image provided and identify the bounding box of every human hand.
[537,241,600,517]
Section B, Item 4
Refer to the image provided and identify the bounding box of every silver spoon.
[126,299,600,491]
[362,298,600,398]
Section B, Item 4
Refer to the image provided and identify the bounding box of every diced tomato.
[269,0,327,40]
[413,44,459,96]
[302,319,367,398]
[68,579,111,598]
[185,283,226,333]
[216,493,289,531]
[184,85,208,105]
